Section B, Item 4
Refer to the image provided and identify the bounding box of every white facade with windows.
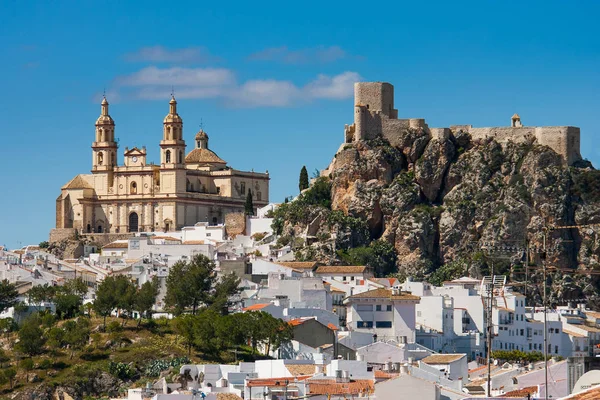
[344,287,420,343]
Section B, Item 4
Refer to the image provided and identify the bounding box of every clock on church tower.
[124,147,147,166]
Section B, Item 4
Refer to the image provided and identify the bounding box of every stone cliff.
[275,127,600,306]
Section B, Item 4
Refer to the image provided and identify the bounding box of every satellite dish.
[572,370,600,394]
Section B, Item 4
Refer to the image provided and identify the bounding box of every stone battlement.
[346,82,582,166]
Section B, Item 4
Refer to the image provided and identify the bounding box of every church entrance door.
[129,212,139,232]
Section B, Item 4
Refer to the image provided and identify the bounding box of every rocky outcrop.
[279,126,600,302]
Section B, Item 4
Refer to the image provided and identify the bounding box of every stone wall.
[225,212,246,237]
[355,82,397,118]
[49,228,77,243]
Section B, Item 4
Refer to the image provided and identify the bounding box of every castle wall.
[535,126,581,165]
[355,82,397,117]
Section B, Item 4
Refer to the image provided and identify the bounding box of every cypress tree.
[299,166,309,192]
[245,189,254,215]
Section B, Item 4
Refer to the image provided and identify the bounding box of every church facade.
[55,96,269,234]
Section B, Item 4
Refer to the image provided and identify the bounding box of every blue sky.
[0,1,599,248]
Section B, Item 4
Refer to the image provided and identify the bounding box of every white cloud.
[124,46,217,63]
[112,66,360,107]
[117,66,235,87]
[248,45,349,64]
[303,72,361,99]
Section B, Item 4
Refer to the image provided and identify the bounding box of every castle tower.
[511,113,522,128]
[160,96,186,167]
[195,129,209,149]
[92,96,118,172]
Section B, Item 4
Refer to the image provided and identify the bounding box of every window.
[386,305,392,312]
[417,311,422,317]
[98,152,103,165]
[376,321,392,328]
[240,182,246,195]
[357,304,373,312]
[179,151,183,164]
[130,181,137,194]
[357,321,373,328]
[351,276,355,281]
[556,328,560,334]
[166,150,171,163]
[375,305,382,311]
[206,233,211,237]
[555,346,558,354]
[343,276,347,281]
[529,343,532,350]
[520,329,524,336]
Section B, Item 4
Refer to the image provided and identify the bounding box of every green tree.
[46,326,66,352]
[64,278,88,302]
[4,367,16,389]
[0,317,16,340]
[63,318,90,359]
[54,287,83,319]
[0,279,19,314]
[171,314,197,355]
[164,255,216,315]
[135,277,160,326]
[39,241,50,249]
[28,284,55,308]
[113,276,137,326]
[16,314,46,356]
[428,258,468,286]
[94,276,120,330]
[0,348,9,368]
[20,358,34,383]
[245,189,254,216]
[299,166,309,192]
[210,273,241,315]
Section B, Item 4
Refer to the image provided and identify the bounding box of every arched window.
[130,181,137,194]
[166,150,171,163]
[129,213,139,233]
[98,152,104,165]
[167,126,172,140]
[97,225,103,233]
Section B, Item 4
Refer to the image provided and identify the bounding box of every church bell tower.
[159,96,186,197]
[92,96,117,173]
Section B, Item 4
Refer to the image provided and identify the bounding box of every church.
[55,96,269,234]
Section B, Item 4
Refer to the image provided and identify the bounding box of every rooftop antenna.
[103,88,106,99]
[171,86,175,97]
[200,118,203,130]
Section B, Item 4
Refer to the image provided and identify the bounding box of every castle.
[54,96,269,236]
[344,82,582,165]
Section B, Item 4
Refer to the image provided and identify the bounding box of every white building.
[344,287,420,343]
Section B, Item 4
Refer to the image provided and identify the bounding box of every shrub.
[108,361,135,380]
[107,321,122,333]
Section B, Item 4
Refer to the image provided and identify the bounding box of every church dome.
[195,129,208,140]
[185,148,226,164]
[96,97,114,125]
[163,95,182,123]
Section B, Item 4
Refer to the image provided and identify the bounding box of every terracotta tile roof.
[289,318,309,326]
[575,325,600,333]
[182,240,205,245]
[565,385,600,399]
[374,370,399,379]
[502,386,538,398]
[564,329,587,338]
[62,174,93,190]
[243,303,271,311]
[246,376,310,387]
[152,236,181,241]
[327,323,339,331]
[275,261,318,270]
[216,394,243,400]
[102,241,128,249]
[185,148,226,164]
[421,354,465,364]
[307,379,374,395]
[585,311,600,319]
[347,288,420,301]
[315,266,368,274]
[330,287,346,293]
[286,364,316,376]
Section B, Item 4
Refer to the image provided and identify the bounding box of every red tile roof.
[347,288,420,301]
[502,386,538,398]
[243,303,271,311]
[307,379,374,395]
[315,266,368,274]
[246,376,311,387]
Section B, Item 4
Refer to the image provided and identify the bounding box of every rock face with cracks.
[283,127,600,303]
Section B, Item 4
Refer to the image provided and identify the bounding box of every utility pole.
[543,229,548,400]
[487,260,493,398]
